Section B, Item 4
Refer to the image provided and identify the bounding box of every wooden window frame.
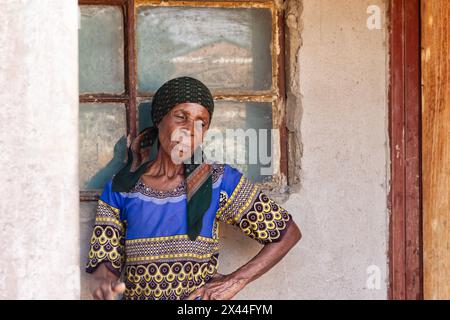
[79,0,287,201]
[388,0,423,300]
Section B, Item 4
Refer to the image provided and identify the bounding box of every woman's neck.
[143,148,183,179]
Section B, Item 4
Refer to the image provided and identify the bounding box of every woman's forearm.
[230,221,302,286]
[185,220,302,300]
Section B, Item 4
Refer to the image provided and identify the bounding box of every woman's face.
[157,102,211,164]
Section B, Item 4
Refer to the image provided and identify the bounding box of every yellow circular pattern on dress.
[238,192,291,244]
[121,254,219,300]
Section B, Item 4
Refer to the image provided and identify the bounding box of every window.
[79,0,286,200]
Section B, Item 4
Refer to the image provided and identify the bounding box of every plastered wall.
[219,0,389,299]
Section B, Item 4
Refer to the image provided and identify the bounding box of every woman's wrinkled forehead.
[172,103,210,118]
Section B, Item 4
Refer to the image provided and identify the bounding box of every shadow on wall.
[84,136,127,191]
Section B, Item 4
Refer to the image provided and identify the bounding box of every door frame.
[388,0,423,300]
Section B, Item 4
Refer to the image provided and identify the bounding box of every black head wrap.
[111,76,214,241]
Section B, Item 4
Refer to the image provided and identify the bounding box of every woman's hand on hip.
[186,273,247,300]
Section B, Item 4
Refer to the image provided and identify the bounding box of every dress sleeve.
[85,178,126,277]
[216,165,294,245]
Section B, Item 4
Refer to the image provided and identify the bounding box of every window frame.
[388,0,423,300]
[79,0,287,201]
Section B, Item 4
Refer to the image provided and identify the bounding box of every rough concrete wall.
[220,0,389,299]
[0,0,80,299]
[80,0,389,300]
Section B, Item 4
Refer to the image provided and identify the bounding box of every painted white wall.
[0,0,80,299]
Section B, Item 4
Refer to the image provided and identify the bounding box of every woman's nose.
[178,127,193,138]
[184,120,203,136]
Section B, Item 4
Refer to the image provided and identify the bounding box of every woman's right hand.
[89,263,126,300]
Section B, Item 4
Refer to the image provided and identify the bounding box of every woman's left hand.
[186,273,247,300]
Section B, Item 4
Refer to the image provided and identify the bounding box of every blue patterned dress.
[86,163,293,300]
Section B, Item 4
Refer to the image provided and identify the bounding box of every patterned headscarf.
[112,76,215,241]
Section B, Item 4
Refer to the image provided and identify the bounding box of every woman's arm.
[85,180,127,300]
[187,221,302,300]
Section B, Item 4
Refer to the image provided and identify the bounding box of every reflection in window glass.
[137,101,159,162]
[79,5,125,94]
[206,102,274,182]
[137,101,154,133]
[137,6,272,93]
[79,103,127,190]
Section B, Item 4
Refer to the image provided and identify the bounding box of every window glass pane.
[206,102,274,182]
[79,5,125,94]
[137,101,154,132]
[79,103,127,190]
[136,101,159,163]
[137,7,272,93]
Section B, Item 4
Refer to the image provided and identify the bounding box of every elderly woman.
[86,76,301,300]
